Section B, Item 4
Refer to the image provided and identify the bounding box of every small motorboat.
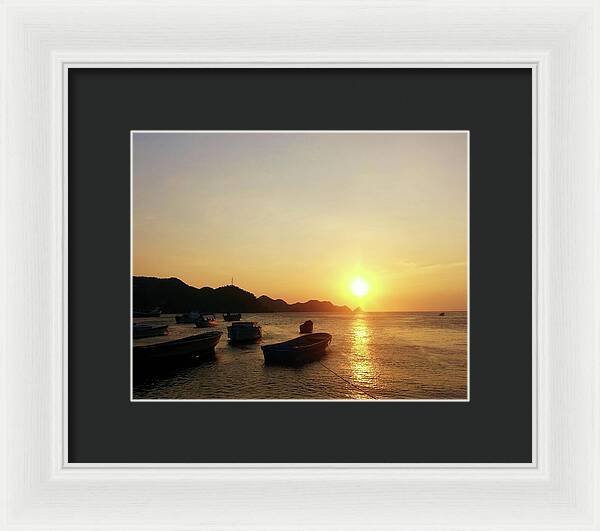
[438,312,445,316]
[227,321,262,343]
[175,311,202,324]
[195,314,217,328]
[133,307,161,318]
[299,320,313,333]
[223,312,242,322]
[262,333,332,365]
[132,323,169,339]
[133,330,222,362]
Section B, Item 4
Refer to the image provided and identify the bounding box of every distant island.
[133,276,355,314]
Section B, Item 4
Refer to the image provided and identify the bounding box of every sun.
[350,277,369,297]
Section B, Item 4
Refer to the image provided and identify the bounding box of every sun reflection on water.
[350,318,375,387]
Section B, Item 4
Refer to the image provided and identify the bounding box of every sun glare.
[350,277,369,298]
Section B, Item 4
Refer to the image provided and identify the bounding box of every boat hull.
[227,323,262,343]
[134,331,222,363]
[262,333,332,365]
[133,310,161,318]
[132,324,169,339]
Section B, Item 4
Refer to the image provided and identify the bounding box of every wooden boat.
[132,323,168,339]
[195,314,217,328]
[133,330,222,362]
[227,321,262,343]
[299,320,313,333]
[133,307,161,318]
[175,311,202,324]
[223,312,242,321]
[262,333,332,365]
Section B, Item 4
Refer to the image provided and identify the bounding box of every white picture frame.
[1,0,599,529]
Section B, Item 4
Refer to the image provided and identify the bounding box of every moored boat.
[132,323,169,339]
[133,330,222,362]
[175,311,202,324]
[195,314,217,328]
[227,321,262,343]
[133,307,161,318]
[223,312,242,321]
[262,333,332,365]
[299,320,313,333]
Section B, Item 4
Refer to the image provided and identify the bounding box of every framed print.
[2,1,599,530]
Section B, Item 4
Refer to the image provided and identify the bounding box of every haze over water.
[133,311,468,400]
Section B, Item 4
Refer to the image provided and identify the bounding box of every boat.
[133,307,161,318]
[438,312,445,316]
[262,333,332,365]
[133,330,222,362]
[132,323,169,339]
[175,311,202,324]
[299,320,313,333]
[227,321,262,343]
[195,314,217,328]
[223,312,242,321]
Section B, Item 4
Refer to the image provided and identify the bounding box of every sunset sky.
[132,132,468,311]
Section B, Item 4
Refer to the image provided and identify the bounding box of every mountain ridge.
[133,276,353,314]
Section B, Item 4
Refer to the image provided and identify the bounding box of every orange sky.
[133,132,468,311]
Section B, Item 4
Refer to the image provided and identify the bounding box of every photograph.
[131,131,469,401]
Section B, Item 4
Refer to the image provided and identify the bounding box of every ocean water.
[132,312,467,400]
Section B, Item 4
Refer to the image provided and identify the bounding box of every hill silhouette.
[133,276,353,314]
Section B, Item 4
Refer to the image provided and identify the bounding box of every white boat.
[227,321,262,343]
[195,314,217,328]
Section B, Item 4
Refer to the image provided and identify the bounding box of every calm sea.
[132,312,467,400]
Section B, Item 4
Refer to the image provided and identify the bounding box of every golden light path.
[349,318,375,396]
